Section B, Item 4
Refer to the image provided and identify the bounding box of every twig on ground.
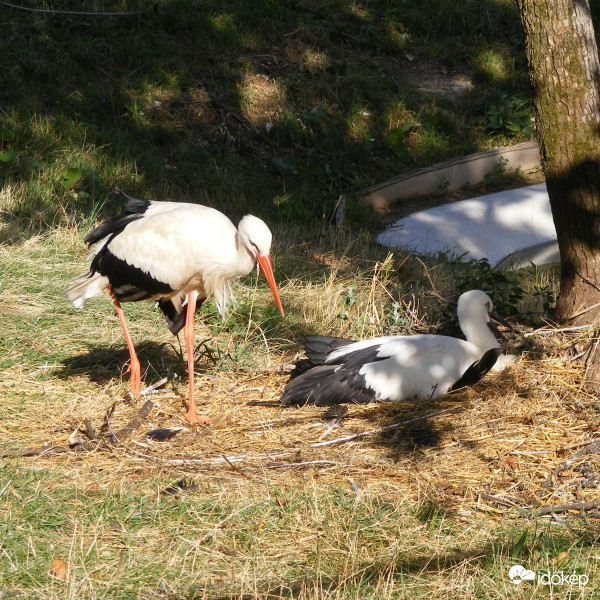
[257,364,295,373]
[480,492,600,517]
[510,438,596,456]
[524,324,597,337]
[564,301,600,323]
[221,454,252,479]
[538,441,600,493]
[106,399,155,444]
[141,375,176,396]
[527,500,600,517]
[261,460,340,469]
[479,493,526,509]
[84,419,98,441]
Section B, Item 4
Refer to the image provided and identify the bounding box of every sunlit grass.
[2,224,598,599]
[474,48,511,86]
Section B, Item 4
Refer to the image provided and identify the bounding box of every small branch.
[105,399,155,444]
[140,374,175,396]
[524,323,596,337]
[257,364,295,373]
[84,419,98,442]
[584,333,600,373]
[538,441,600,493]
[261,460,340,469]
[221,454,252,479]
[479,492,526,509]
[564,300,600,322]
[509,450,557,456]
[480,493,600,517]
[0,444,67,458]
[413,255,449,303]
[0,1,157,15]
[241,418,309,431]
[528,500,600,517]
[124,448,290,466]
[510,439,596,456]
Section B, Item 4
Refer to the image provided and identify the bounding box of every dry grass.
[1,228,600,598]
[5,343,599,514]
[239,73,288,128]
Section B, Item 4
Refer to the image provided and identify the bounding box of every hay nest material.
[3,329,600,521]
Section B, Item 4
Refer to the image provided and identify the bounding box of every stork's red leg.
[183,291,209,424]
[108,285,141,399]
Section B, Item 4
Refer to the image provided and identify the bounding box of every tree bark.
[516,0,600,326]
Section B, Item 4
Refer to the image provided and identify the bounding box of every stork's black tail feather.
[450,347,502,391]
[288,335,354,379]
[84,188,151,246]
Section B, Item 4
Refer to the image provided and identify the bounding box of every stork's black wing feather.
[158,297,206,335]
[84,189,151,245]
[450,347,502,391]
[281,341,387,406]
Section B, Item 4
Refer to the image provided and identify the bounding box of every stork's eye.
[250,241,259,254]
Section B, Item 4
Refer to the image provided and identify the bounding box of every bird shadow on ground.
[57,340,191,389]
[349,400,446,456]
[271,392,458,459]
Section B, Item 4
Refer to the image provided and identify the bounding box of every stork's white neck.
[456,291,501,352]
[234,234,257,276]
[459,312,500,351]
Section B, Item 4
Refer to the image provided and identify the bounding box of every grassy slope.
[1,0,532,234]
[2,1,600,599]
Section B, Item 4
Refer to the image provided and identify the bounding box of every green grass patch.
[2,463,599,598]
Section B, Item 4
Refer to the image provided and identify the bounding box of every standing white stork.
[64,189,284,424]
[281,290,509,406]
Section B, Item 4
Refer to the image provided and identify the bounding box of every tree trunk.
[516,0,600,327]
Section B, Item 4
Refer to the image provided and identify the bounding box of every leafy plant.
[385,121,418,158]
[61,167,82,189]
[0,150,16,163]
[532,277,557,315]
[486,92,533,136]
[452,257,525,316]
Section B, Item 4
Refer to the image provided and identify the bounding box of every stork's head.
[238,215,284,317]
[457,289,494,324]
[457,289,513,350]
[238,215,273,256]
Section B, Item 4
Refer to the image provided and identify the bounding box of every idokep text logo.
[509,564,589,589]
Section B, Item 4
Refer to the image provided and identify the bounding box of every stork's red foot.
[184,408,210,425]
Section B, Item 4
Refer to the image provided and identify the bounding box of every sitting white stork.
[64,189,284,423]
[281,290,509,406]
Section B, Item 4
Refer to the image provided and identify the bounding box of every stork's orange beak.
[256,254,284,317]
